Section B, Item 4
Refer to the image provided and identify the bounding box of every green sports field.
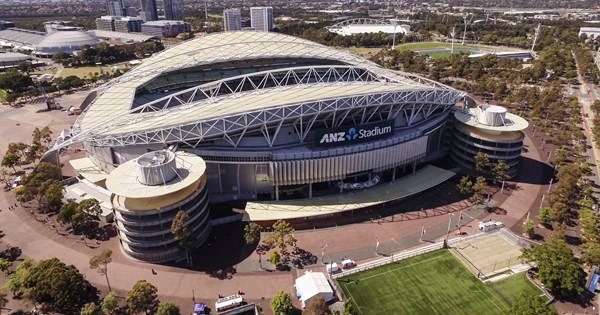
[339,250,541,315]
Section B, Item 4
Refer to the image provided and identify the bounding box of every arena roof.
[67,31,464,147]
[91,30,159,43]
[36,30,101,49]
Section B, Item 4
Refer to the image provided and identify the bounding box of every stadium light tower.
[204,0,208,20]
[531,23,541,52]
[450,26,456,54]
[391,19,398,50]
[461,14,468,45]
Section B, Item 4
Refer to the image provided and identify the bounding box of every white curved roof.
[35,30,100,49]
[454,107,528,132]
[106,151,205,199]
[73,31,464,144]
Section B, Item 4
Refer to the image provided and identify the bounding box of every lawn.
[0,89,7,101]
[57,66,115,79]
[338,250,541,315]
[489,273,545,304]
[394,41,518,53]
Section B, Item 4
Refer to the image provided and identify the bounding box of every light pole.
[445,213,452,245]
[321,243,328,265]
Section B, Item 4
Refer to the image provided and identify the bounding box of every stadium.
[45,31,527,262]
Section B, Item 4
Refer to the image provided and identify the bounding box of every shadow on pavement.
[513,157,555,185]
[165,222,253,275]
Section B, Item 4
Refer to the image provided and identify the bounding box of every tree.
[72,198,102,236]
[270,290,294,315]
[126,280,158,315]
[264,220,297,256]
[269,251,281,267]
[171,210,193,266]
[81,302,102,315]
[343,298,356,315]
[520,238,584,294]
[474,151,490,172]
[491,160,511,182]
[101,291,119,315]
[581,241,600,267]
[58,201,79,224]
[522,219,535,238]
[510,293,556,315]
[537,207,553,227]
[156,301,181,315]
[472,176,488,202]
[89,249,113,292]
[244,222,262,245]
[42,180,64,213]
[3,258,32,297]
[302,296,332,315]
[0,258,12,275]
[1,143,26,173]
[27,127,53,164]
[456,176,473,194]
[551,202,569,223]
[24,258,98,314]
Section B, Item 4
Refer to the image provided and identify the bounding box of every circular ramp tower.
[450,104,529,178]
[105,150,210,263]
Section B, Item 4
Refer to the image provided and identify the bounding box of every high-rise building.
[140,0,158,22]
[142,20,190,38]
[115,16,144,33]
[223,9,241,32]
[96,16,116,31]
[163,0,184,21]
[123,6,137,17]
[250,7,273,32]
[106,0,124,17]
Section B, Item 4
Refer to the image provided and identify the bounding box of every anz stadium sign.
[316,120,394,146]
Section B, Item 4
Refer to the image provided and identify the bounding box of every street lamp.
[321,243,328,265]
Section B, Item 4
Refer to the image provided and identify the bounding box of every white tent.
[294,271,334,308]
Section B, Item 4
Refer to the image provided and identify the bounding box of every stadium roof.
[0,52,31,63]
[0,28,45,46]
[91,30,159,43]
[69,31,464,147]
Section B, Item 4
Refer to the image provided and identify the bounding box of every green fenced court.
[338,250,541,315]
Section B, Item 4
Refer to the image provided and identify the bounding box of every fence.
[331,242,444,279]
[497,227,533,249]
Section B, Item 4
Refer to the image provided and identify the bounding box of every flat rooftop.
[243,165,455,221]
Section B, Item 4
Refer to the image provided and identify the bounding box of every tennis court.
[452,233,525,277]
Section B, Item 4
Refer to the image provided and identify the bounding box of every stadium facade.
[49,32,529,262]
[67,31,465,202]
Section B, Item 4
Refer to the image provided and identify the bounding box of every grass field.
[57,66,115,79]
[394,41,516,52]
[490,273,544,304]
[339,250,542,315]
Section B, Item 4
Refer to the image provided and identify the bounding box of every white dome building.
[32,28,101,58]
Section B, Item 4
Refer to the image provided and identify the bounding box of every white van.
[326,262,339,274]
